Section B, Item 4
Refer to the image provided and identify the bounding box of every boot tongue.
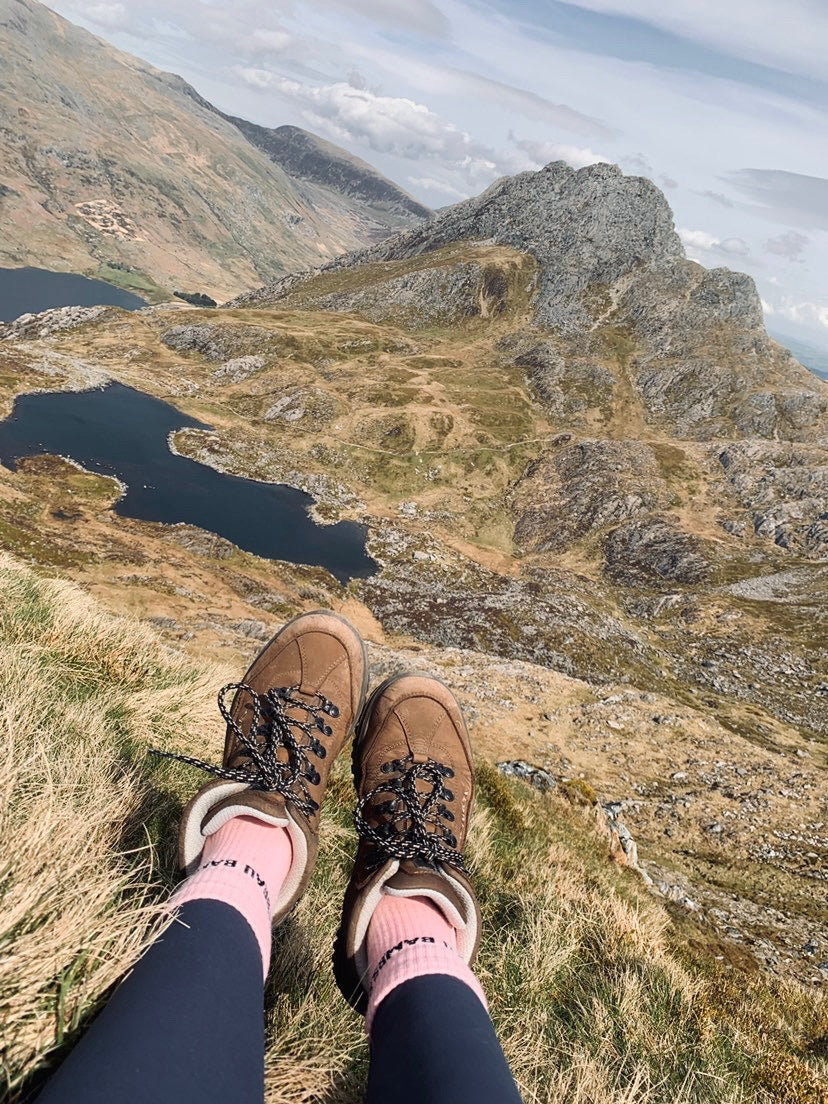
[382,861,468,930]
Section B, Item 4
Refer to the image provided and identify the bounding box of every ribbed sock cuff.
[170,816,292,978]
[364,895,488,1034]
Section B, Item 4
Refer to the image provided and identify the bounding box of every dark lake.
[0,383,377,583]
[0,267,147,322]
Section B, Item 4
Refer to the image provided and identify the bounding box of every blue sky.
[49,0,828,348]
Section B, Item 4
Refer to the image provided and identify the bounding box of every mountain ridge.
[169,75,431,227]
[222,120,432,223]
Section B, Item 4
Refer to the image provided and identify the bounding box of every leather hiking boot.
[334,673,480,1013]
[158,610,368,926]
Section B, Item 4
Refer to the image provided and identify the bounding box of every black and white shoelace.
[151,683,340,819]
[354,754,468,873]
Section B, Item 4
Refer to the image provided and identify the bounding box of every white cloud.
[728,169,828,231]
[679,227,750,258]
[344,47,614,138]
[510,135,610,170]
[560,1,828,80]
[778,299,828,331]
[250,29,293,52]
[764,230,809,261]
[460,72,613,138]
[719,237,750,256]
[408,176,469,200]
[621,152,654,175]
[697,189,734,207]
[237,68,277,90]
[760,298,775,315]
[67,1,127,27]
[314,0,450,37]
[235,71,507,184]
[679,228,719,250]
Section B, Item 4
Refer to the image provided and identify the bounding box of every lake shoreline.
[0,266,148,322]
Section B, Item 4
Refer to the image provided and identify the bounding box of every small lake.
[0,383,377,583]
[0,267,147,322]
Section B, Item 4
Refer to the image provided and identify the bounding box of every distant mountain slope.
[0,0,428,299]
[770,330,828,381]
[222,120,431,225]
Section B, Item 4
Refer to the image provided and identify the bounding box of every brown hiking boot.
[162,610,368,926]
[334,673,481,1013]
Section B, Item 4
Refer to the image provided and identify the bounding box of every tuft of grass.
[752,1054,828,1104]
[560,778,599,806]
[475,759,528,835]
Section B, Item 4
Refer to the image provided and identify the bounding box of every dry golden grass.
[0,554,227,1098]
[1,552,826,1103]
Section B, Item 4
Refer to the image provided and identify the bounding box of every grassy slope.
[2,554,826,1103]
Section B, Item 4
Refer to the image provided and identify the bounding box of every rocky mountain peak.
[236,160,826,447]
[240,159,760,345]
[359,160,685,335]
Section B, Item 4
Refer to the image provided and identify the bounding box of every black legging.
[36,900,522,1104]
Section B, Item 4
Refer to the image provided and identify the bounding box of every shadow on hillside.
[117,758,184,893]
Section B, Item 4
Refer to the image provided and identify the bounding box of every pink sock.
[170,815,292,978]
[364,894,488,1033]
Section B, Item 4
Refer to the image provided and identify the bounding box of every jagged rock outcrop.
[161,324,271,363]
[510,439,669,554]
[274,260,500,328]
[230,243,537,330]
[0,305,110,341]
[500,336,615,418]
[716,441,828,556]
[603,516,713,587]
[632,340,828,442]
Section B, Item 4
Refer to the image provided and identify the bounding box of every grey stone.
[212,355,266,383]
[1,304,109,341]
[715,441,828,557]
[497,760,556,791]
[604,516,712,587]
[504,337,615,418]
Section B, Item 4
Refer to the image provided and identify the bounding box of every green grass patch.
[94,265,170,304]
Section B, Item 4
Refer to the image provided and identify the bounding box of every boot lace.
[354,754,468,874]
[151,683,340,820]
